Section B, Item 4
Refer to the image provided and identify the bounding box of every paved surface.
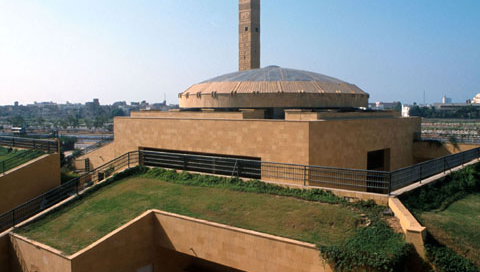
[391,158,480,196]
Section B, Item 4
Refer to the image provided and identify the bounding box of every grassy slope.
[0,147,44,171]
[17,176,361,255]
[420,194,480,266]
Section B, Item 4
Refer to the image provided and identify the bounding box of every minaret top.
[239,0,260,71]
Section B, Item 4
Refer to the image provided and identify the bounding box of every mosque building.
[80,0,420,187]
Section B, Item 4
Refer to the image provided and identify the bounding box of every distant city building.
[368,101,401,111]
[402,105,411,117]
[442,96,452,104]
[472,93,480,104]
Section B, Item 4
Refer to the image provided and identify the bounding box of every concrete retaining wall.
[9,234,71,272]
[77,142,115,170]
[5,210,333,272]
[388,197,426,258]
[154,211,331,272]
[0,153,60,214]
[413,142,480,162]
[70,212,156,272]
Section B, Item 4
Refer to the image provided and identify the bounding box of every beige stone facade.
[413,142,480,162]
[5,210,332,272]
[0,153,60,214]
[81,111,421,174]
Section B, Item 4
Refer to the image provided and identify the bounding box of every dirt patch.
[385,216,403,234]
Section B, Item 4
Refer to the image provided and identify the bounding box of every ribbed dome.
[201,66,348,84]
[179,66,369,109]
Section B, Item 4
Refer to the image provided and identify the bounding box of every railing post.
[75,179,79,195]
[11,210,15,228]
[303,165,307,186]
[388,172,392,195]
[128,152,130,168]
[443,158,446,174]
[236,160,240,178]
[419,164,422,184]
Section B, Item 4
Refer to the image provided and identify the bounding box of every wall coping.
[9,232,70,260]
[0,153,51,177]
[115,116,410,123]
[12,208,320,261]
[388,197,426,258]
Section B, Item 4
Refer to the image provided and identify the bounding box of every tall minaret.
[239,0,260,71]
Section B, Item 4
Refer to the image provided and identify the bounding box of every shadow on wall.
[153,216,244,272]
[0,234,11,272]
[413,141,480,163]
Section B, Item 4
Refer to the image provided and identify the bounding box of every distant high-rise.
[239,0,260,71]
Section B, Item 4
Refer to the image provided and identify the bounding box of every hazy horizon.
[1,0,479,106]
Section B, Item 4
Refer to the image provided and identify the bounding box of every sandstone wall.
[9,234,71,272]
[70,212,156,272]
[413,142,480,162]
[77,142,115,170]
[0,153,60,214]
[309,117,421,171]
[154,211,331,272]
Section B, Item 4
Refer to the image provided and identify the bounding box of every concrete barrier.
[389,197,426,258]
[6,210,333,272]
[0,153,60,214]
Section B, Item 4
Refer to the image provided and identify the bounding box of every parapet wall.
[6,210,332,272]
[0,153,60,214]
[9,234,71,272]
[77,142,115,170]
[413,141,480,162]
[154,211,329,272]
[388,198,426,258]
[70,212,156,272]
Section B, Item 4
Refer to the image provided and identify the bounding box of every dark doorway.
[367,149,390,171]
[367,149,390,193]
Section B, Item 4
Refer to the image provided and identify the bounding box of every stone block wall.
[0,153,60,214]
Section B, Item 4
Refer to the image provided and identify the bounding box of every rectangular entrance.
[366,148,390,193]
[367,149,390,171]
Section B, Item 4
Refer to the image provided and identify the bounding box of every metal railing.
[2,147,480,234]
[79,138,113,156]
[1,150,45,174]
[0,151,139,233]
[140,151,391,193]
[390,147,480,191]
[0,136,58,153]
[421,136,480,145]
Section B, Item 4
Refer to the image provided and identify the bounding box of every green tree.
[35,117,45,127]
[393,102,402,112]
[84,119,93,130]
[67,115,80,128]
[93,116,105,129]
[8,115,25,127]
[110,108,125,118]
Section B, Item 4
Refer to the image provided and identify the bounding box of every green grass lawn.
[17,175,362,255]
[420,194,480,267]
[0,146,44,173]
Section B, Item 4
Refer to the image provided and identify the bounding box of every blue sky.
[0,0,479,105]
